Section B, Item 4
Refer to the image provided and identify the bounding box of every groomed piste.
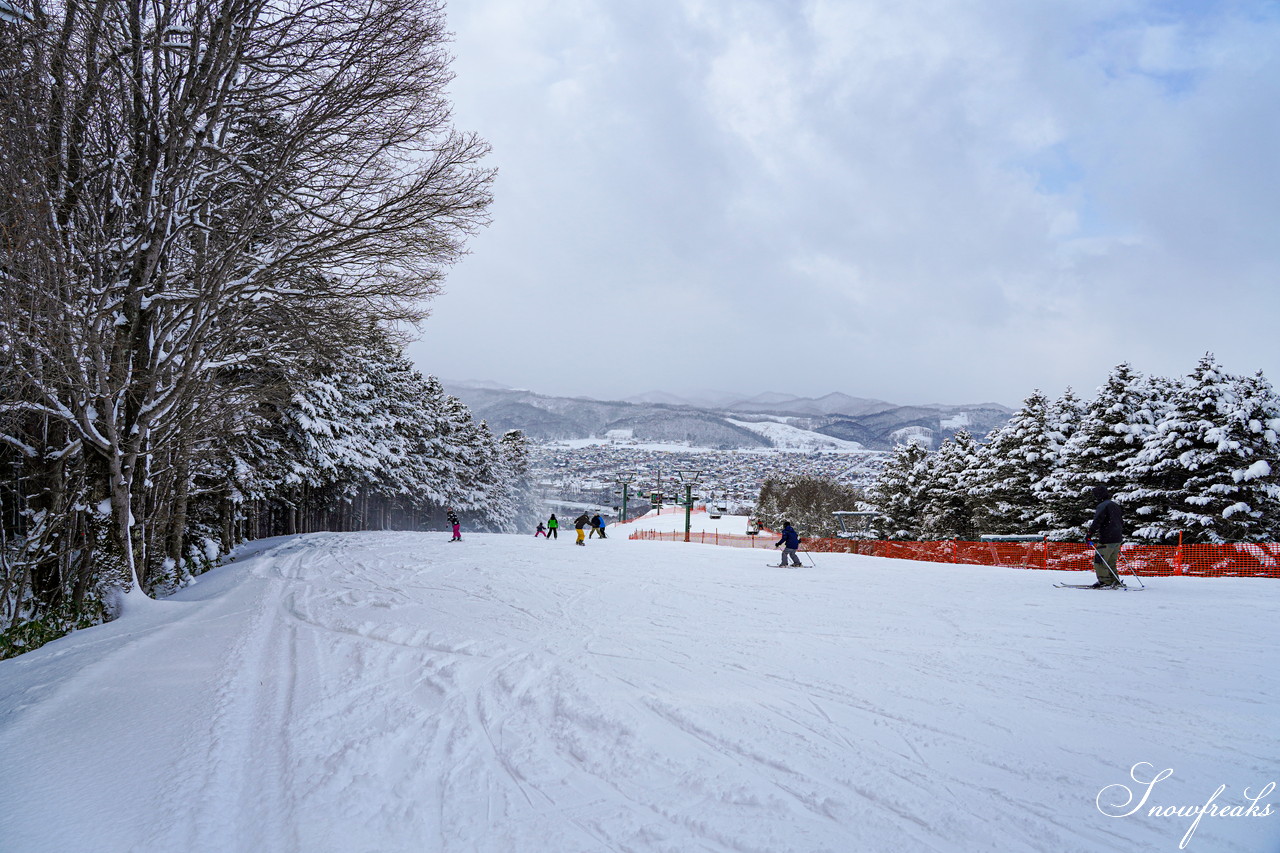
[1,529,1276,852]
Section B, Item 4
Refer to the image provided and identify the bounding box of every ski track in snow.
[2,531,1278,852]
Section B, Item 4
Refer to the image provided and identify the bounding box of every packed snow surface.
[2,532,1277,853]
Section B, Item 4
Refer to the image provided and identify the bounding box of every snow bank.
[1,532,1276,852]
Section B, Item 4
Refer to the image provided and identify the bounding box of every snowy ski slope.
[1,531,1276,852]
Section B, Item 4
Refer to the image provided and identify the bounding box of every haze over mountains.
[443,381,1013,451]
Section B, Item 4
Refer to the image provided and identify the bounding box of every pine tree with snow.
[917,430,981,540]
[867,442,931,539]
[1034,365,1160,538]
[1126,354,1279,542]
[1050,386,1086,449]
[968,391,1059,535]
[471,421,519,533]
[1229,372,1280,540]
[499,430,542,530]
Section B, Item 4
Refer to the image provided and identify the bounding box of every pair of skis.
[1055,541,1147,591]
[1053,581,1142,591]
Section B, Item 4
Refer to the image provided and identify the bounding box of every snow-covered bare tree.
[755,476,865,538]
[1,0,492,635]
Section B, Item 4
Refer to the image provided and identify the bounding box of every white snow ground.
[1,531,1277,853]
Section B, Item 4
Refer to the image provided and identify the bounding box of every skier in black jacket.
[447,508,461,542]
[1085,486,1123,587]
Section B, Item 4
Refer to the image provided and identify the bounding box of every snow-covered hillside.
[726,417,866,451]
[1,532,1276,852]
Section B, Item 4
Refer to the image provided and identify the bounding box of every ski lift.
[707,494,727,519]
[833,511,880,539]
[746,517,761,536]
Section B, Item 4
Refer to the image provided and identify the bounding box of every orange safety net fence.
[626,530,1280,578]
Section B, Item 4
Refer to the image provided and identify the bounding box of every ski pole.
[1086,539,1122,585]
[1114,548,1146,588]
[1087,540,1145,589]
[801,548,817,568]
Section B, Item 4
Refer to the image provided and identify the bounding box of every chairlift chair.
[833,511,880,539]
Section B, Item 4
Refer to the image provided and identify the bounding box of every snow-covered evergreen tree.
[917,430,981,540]
[968,391,1059,535]
[1126,354,1280,542]
[469,422,518,533]
[1230,372,1280,540]
[1050,387,1086,450]
[867,442,931,539]
[1034,365,1159,538]
[499,430,543,532]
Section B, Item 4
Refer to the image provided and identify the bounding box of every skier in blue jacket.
[774,521,802,567]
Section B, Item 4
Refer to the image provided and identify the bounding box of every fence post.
[1042,536,1048,571]
[1175,530,1184,575]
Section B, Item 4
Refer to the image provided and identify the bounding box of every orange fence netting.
[626,530,1280,578]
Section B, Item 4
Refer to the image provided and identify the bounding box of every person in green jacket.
[546,514,559,540]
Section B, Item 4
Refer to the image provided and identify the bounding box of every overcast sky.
[405,0,1280,408]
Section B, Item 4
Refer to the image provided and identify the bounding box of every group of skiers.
[443,509,609,545]
[443,491,1127,585]
[535,512,607,545]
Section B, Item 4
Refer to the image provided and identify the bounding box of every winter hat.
[1091,485,1111,501]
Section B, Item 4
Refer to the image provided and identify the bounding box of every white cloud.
[407,0,1280,406]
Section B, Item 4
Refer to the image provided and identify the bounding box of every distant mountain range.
[442,381,1013,451]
